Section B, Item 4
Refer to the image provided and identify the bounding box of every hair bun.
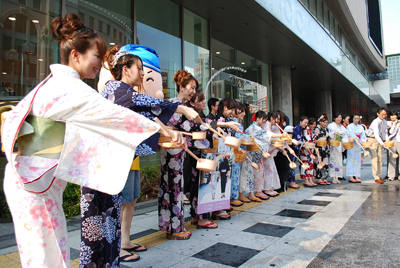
[173,69,191,86]
[50,13,85,44]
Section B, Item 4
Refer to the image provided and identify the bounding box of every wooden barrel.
[201,139,219,153]
[304,142,315,149]
[247,144,261,152]
[241,137,255,146]
[385,141,394,148]
[234,149,246,162]
[316,140,327,147]
[271,140,285,147]
[329,140,340,146]
[362,141,372,148]
[343,142,354,150]
[158,135,172,144]
[161,141,181,149]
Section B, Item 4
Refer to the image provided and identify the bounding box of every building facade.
[0,0,388,172]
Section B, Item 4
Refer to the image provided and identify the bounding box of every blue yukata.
[80,80,178,267]
[231,118,247,200]
[289,124,304,183]
[346,123,367,177]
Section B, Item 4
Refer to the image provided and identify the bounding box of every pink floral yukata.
[2,64,159,268]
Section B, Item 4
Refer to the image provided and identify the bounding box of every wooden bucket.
[304,142,315,149]
[158,135,172,144]
[241,137,255,146]
[162,141,181,149]
[343,142,354,150]
[385,141,394,148]
[362,141,372,148]
[280,136,292,142]
[234,148,246,162]
[271,140,285,147]
[330,140,340,146]
[316,140,327,147]
[201,139,219,153]
[247,144,261,152]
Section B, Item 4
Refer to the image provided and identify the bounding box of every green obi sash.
[16,115,65,159]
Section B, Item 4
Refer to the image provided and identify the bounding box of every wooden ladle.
[290,151,309,170]
[202,122,242,149]
[315,148,325,170]
[254,143,271,159]
[284,153,297,169]
[155,118,217,172]
[355,139,370,157]
[181,131,206,140]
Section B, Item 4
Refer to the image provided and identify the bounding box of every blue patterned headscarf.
[120,44,161,74]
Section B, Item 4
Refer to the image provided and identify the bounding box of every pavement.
[1,154,400,268]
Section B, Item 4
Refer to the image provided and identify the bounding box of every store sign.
[257,84,268,111]
[230,76,245,90]
[249,104,258,113]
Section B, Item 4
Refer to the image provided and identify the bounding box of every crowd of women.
[1,13,379,268]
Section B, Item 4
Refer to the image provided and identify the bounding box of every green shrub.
[0,191,12,221]
[138,164,161,202]
[62,183,81,218]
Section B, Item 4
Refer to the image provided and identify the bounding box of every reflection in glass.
[184,9,209,93]
[69,0,133,89]
[137,0,181,100]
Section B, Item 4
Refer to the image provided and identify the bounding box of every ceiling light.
[110,42,115,46]
[216,51,220,54]
[2,72,7,75]
[212,67,215,70]
[38,58,43,61]
[241,62,245,65]
[32,20,39,23]
[8,17,16,21]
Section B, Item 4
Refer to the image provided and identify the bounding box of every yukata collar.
[49,64,81,79]
[106,80,134,91]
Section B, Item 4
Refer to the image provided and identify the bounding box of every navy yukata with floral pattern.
[79,81,178,268]
[159,98,212,234]
[288,124,304,183]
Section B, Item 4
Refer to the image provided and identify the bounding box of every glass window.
[184,9,209,92]
[317,0,324,24]
[89,16,94,28]
[330,16,335,37]
[323,3,330,30]
[1,1,61,100]
[337,25,343,46]
[68,0,134,88]
[309,0,317,17]
[211,38,270,128]
[137,0,181,100]
[301,0,309,8]
[33,0,41,10]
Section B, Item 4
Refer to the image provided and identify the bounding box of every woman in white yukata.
[328,112,348,184]
[261,111,290,197]
[2,13,167,268]
[346,112,367,183]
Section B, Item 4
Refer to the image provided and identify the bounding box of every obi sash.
[17,115,65,159]
[1,75,58,193]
